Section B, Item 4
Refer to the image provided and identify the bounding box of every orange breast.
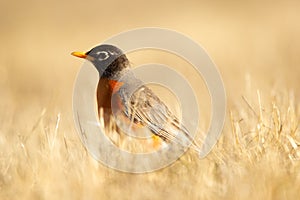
[96,78,113,110]
[96,78,124,113]
[96,78,162,152]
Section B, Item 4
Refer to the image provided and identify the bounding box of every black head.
[72,44,129,78]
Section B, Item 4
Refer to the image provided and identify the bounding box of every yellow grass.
[1,83,299,199]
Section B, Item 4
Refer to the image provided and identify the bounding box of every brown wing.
[120,85,197,149]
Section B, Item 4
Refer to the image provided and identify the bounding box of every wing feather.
[120,85,198,149]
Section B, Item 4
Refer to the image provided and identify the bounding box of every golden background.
[0,0,300,199]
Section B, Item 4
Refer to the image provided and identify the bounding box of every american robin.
[72,44,200,152]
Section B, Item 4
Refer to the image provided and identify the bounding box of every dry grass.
[0,83,299,199]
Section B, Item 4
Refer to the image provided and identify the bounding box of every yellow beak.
[71,51,87,59]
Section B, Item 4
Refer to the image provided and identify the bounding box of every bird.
[72,44,200,153]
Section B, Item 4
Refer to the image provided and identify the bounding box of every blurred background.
[0,0,300,199]
[1,0,299,109]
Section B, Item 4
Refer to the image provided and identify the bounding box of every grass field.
[1,0,300,199]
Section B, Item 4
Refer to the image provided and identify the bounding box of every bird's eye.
[96,51,109,61]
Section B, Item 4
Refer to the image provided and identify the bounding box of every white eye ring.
[108,51,119,56]
[96,51,109,61]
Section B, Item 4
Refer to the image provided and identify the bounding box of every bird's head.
[72,44,129,78]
